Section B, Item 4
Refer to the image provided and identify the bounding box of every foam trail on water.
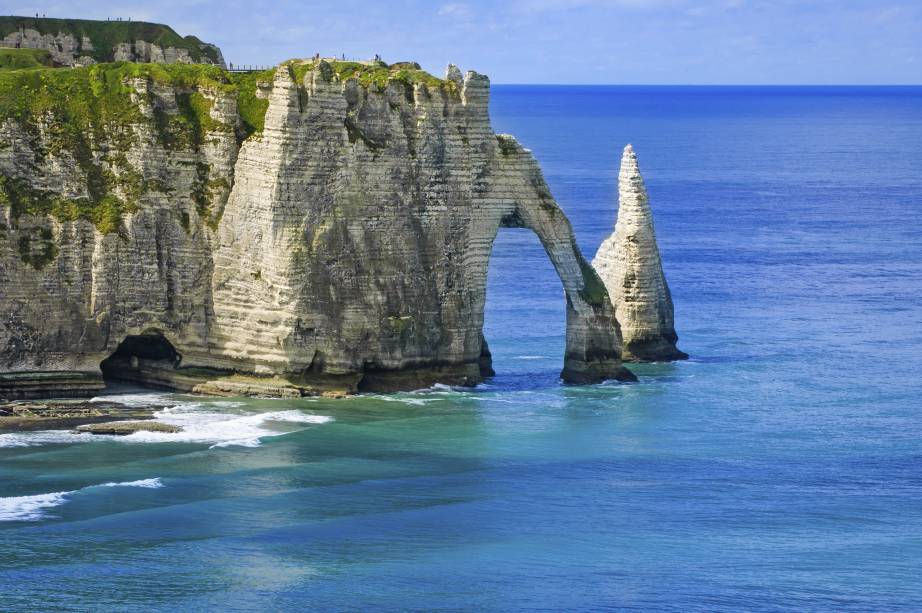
[0,478,164,522]
[140,408,333,448]
[0,492,70,522]
[0,394,333,449]
[99,478,163,488]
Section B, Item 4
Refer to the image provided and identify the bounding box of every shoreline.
[0,399,162,433]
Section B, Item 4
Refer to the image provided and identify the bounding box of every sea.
[2,86,921,611]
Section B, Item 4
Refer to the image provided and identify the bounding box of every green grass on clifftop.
[0,16,221,64]
[0,57,457,238]
[287,59,456,95]
[0,48,55,70]
[0,62,252,234]
[229,68,275,137]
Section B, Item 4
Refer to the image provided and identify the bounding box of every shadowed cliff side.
[593,144,687,362]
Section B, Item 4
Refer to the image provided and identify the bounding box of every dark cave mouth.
[100,333,181,387]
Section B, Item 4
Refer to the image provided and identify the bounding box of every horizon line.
[490,83,922,87]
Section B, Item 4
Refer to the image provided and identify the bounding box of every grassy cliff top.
[287,59,457,93]
[0,47,55,70]
[0,61,234,120]
[0,16,221,64]
[0,59,464,237]
[0,58,462,145]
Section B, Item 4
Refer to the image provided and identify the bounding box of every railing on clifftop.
[226,64,274,73]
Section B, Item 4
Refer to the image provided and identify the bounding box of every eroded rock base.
[0,371,105,400]
[560,360,637,385]
[623,336,689,363]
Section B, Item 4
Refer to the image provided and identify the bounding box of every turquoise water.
[2,86,922,611]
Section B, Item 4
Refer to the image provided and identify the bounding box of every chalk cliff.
[0,58,635,398]
[593,145,686,361]
[0,17,225,67]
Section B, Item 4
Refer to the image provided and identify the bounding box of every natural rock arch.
[0,60,637,398]
[463,137,636,384]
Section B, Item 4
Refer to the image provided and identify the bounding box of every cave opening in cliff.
[483,228,566,381]
[100,333,181,389]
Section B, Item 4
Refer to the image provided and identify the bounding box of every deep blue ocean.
[2,86,921,611]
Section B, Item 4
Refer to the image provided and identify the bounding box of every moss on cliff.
[0,175,137,236]
[17,226,58,269]
[0,48,55,70]
[0,61,233,143]
[229,68,275,138]
[0,62,247,233]
[286,59,457,96]
[578,255,611,307]
[0,16,222,64]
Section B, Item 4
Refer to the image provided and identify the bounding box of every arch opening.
[481,226,565,384]
[100,333,181,389]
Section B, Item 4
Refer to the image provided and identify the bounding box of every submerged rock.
[75,421,182,435]
[593,145,687,362]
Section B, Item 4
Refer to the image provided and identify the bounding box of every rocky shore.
[0,399,164,432]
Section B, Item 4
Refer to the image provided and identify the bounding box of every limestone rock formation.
[0,17,225,67]
[0,58,635,397]
[593,145,687,362]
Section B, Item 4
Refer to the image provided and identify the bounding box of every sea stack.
[592,145,687,361]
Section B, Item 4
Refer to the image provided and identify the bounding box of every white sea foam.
[98,477,163,489]
[0,491,70,521]
[515,355,547,360]
[0,478,163,522]
[370,394,439,406]
[0,430,94,448]
[0,396,332,449]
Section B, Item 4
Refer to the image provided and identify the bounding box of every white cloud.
[438,3,472,17]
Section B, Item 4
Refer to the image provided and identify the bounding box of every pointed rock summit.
[593,145,687,361]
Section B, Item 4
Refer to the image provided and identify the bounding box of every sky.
[3,0,920,84]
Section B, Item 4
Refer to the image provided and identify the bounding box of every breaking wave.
[0,392,332,449]
[0,478,163,522]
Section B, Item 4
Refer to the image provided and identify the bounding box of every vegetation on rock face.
[0,175,137,237]
[0,62,244,238]
[0,16,222,64]
[0,48,55,70]
[286,59,457,96]
[229,68,275,138]
[16,226,58,269]
[578,255,610,307]
[496,135,520,157]
[0,56,456,248]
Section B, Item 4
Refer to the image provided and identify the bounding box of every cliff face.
[0,59,634,398]
[592,145,686,362]
[0,17,225,67]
